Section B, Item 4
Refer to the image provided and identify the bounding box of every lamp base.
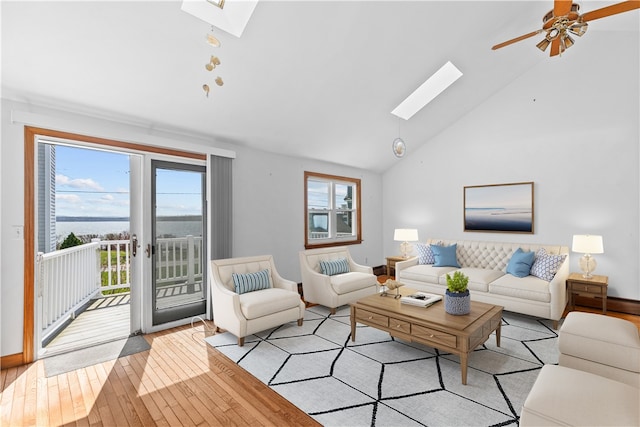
[579,254,597,279]
[399,241,413,258]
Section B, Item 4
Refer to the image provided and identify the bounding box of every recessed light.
[391,61,463,120]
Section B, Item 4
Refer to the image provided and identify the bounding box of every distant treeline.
[57,215,202,222]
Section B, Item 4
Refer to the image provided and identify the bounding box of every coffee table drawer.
[356,309,388,328]
[389,318,411,335]
[412,324,457,348]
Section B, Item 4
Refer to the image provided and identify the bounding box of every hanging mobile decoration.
[392,138,406,158]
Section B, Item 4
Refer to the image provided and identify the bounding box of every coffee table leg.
[350,305,356,342]
[461,353,468,385]
[496,321,501,347]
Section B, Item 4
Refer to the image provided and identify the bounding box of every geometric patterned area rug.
[205,305,559,427]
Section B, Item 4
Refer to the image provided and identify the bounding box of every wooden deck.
[44,295,131,356]
[44,282,205,356]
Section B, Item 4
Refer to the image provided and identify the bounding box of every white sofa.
[299,246,378,314]
[396,238,570,328]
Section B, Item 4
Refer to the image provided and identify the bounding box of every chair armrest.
[212,280,245,322]
[349,261,373,274]
[273,277,298,293]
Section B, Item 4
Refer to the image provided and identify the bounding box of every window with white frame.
[304,171,361,249]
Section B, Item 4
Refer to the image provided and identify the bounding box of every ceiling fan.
[492,0,640,56]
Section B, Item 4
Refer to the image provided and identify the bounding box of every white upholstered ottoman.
[559,311,640,388]
[520,365,639,426]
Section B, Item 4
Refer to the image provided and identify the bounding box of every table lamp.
[394,229,419,258]
[571,234,604,278]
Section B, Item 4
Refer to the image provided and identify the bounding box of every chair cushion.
[319,258,350,275]
[330,272,376,294]
[560,312,640,374]
[232,269,272,294]
[521,365,639,427]
[239,288,302,320]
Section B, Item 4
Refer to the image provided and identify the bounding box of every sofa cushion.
[431,244,460,267]
[319,258,350,276]
[400,264,457,284]
[330,272,376,294]
[442,267,505,292]
[506,248,536,278]
[416,243,435,265]
[239,288,301,319]
[489,274,551,303]
[232,269,272,294]
[530,248,566,281]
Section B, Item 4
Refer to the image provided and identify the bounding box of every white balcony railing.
[38,242,102,341]
[38,235,203,341]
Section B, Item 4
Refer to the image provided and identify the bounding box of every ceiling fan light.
[536,37,551,52]
[569,22,588,37]
[206,32,221,47]
[563,34,575,49]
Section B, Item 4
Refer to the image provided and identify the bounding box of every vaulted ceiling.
[2,1,638,172]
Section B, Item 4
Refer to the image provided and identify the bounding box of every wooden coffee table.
[350,287,503,385]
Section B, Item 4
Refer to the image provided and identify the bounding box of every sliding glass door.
[151,160,206,325]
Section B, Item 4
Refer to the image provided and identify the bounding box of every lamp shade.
[572,235,604,254]
[394,229,419,242]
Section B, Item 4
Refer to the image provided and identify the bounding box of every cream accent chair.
[210,255,305,346]
[299,246,378,314]
[520,312,640,426]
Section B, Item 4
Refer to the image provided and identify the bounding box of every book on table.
[400,292,443,307]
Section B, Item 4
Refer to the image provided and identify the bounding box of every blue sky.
[54,145,202,217]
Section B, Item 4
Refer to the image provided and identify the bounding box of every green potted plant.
[445,271,470,315]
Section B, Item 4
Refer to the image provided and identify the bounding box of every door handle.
[145,243,152,258]
[131,234,139,257]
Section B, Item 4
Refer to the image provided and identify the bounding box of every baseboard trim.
[574,295,640,315]
[1,352,24,369]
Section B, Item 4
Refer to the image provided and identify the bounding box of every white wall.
[0,99,383,357]
[231,145,383,280]
[383,32,640,300]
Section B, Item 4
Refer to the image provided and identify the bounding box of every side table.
[386,255,408,278]
[566,272,608,314]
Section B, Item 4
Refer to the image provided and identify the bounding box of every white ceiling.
[2,1,638,172]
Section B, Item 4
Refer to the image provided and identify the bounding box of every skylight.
[391,61,463,120]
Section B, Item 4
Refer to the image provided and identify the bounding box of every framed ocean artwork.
[463,182,534,233]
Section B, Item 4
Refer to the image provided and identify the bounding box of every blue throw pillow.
[431,244,460,267]
[319,258,350,276]
[506,248,535,278]
[232,269,272,294]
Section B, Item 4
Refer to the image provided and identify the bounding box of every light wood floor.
[1,321,320,427]
[2,300,639,427]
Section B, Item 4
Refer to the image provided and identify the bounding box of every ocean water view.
[55,217,203,242]
[464,208,533,232]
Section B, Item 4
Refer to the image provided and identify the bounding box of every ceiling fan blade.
[554,0,574,17]
[581,0,640,22]
[550,37,562,56]
[492,29,543,50]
